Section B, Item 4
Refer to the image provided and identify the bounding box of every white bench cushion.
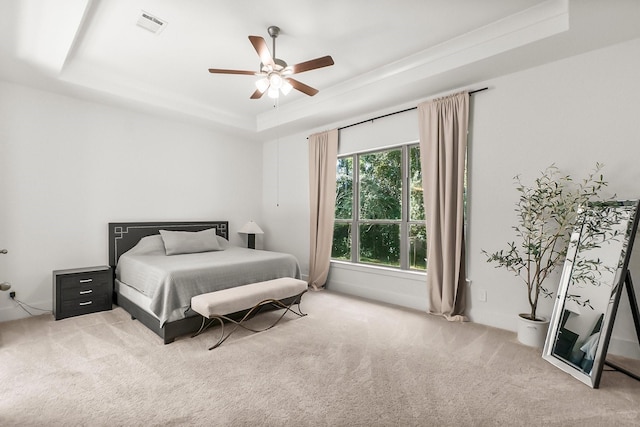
[191,277,307,318]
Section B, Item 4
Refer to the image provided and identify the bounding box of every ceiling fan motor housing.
[261,58,289,73]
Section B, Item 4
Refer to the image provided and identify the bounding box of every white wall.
[0,81,262,321]
[468,37,640,358]
[262,134,310,271]
[262,37,640,358]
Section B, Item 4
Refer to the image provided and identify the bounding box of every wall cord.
[11,297,53,316]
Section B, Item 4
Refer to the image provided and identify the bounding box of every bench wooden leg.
[200,290,307,350]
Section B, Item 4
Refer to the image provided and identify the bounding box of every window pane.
[332,222,351,260]
[359,223,400,267]
[359,149,401,220]
[409,223,427,271]
[410,145,424,221]
[335,157,353,220]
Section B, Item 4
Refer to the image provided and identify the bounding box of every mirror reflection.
[543,200,639,387]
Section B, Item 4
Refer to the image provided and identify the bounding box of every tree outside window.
[409,145,426,270]
[333,157,353,261]
[332,144,426,271]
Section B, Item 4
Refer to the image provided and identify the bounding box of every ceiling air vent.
[136,11,167,34]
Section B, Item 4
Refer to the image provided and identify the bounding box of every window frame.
[333,142,425,271]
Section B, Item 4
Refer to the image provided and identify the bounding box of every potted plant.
[483,163,610,347]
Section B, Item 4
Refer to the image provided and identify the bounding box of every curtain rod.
[337,87,488,132]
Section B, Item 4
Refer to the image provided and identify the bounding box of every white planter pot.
[517,314,550,348]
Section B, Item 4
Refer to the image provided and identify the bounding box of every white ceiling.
[1,0,639,140]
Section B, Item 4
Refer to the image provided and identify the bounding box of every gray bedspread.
[115,235,301,325]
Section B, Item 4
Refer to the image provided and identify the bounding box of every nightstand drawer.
[53,266,113,320]
[59,273,111,302]
[59,271,110,289]
[60,281,111,303]
[59,292,111,317]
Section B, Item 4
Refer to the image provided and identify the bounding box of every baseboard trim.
[607,336,640,360]
[0,299,52,322]
[326,281,640,360]
[326,278,426,312]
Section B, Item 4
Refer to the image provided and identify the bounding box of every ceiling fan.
[208,26,334,100]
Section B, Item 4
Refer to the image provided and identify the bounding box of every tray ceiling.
[1,0,639,140]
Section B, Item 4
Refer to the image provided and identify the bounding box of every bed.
[108,221,301,344]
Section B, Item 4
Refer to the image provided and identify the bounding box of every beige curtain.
[418,92,469,321]
[308,129,339,290]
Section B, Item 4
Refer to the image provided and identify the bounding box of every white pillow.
[127,235,166,255]
[216,235,231,249]
[159,228,222,255]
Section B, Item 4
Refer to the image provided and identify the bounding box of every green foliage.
[410,146,425,221]
[335,157,353,220]
[564,203,627,302]
[358,150,402,266]
[360,150,402,220]
[409,223,427,270]
[332,146,427,270]
[483,163,610,321]
[359,223,400,267]
[331,222,351,260]
[333,157,353,260]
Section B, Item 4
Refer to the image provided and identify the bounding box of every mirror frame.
[542,200,640,388]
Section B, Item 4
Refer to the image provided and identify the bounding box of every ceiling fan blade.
[288,78,319,96]
[290,56,334,74]
[250,89,265,99]
[208,68,257,75]
[248,36,274,67]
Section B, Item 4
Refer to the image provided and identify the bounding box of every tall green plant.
[483,164,609,321]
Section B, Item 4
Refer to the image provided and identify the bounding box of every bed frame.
[108,221,229,344]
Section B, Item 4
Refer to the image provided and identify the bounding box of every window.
[332,144,427,271]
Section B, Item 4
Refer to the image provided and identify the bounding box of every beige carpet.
[1,290,639,426]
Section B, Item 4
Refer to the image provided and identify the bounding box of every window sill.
[330,260,426,281]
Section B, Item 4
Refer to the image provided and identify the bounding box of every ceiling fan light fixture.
[267,86,280,99]
[269,73,283,89]
[281,80,293,95]
[255,77,270,93]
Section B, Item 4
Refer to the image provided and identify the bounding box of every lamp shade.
[238,220,264,235]
[255,77,269,93]
[269,73,283,89]
[281,80,293,95]
[267,86,280,99]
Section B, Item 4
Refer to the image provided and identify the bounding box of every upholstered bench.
[191,277,308,350]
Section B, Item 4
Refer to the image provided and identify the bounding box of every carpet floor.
[1,290,639,426]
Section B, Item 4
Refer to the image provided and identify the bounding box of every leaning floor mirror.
[543,200,640,388]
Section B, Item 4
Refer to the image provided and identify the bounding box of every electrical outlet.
[9,291,16,299]
[478,290,487,302]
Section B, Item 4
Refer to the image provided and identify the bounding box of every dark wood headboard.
[108,221,229,269]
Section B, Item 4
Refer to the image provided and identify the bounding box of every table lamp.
[238,221,264,249]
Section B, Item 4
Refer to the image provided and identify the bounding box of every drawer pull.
[79,290,93,295]
[79,301,93,306]
[79,279,93,283]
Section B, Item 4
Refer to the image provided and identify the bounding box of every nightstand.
[53,266,113,320]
